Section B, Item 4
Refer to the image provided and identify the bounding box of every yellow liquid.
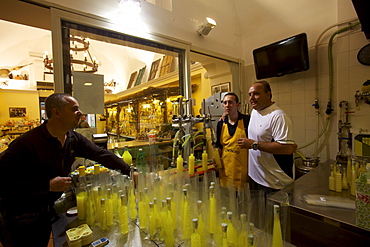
[191,232,201,247]
[171,201,177,227]
[123,150,132,165]
[86,197,95,226]
[101,209,107,231]
[202,151,208,171]
[227,222,238,246]
[177,155,184,174]
[165,210,175,246]
[119,205,129,235]
[76,192,87,220]
[149,207,157,238]
[272,211,283,247]
[129,188,137,220]
[188,154,195,175]
[182,200,191,239]
[107,198,114,226]
[209,197,216,234]
[139,201,148,229]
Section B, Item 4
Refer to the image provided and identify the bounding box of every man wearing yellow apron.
[216,93,250,189]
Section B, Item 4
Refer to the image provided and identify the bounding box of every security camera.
[197,17,217,36]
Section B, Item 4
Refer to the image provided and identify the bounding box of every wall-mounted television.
[253,33,310,80]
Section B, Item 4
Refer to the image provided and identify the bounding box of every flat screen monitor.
[253,33,310,80]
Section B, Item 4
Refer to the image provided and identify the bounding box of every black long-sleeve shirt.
[0,121,130,214]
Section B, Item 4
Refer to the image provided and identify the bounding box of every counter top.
[280,160,370,235]
[107,139,172,150]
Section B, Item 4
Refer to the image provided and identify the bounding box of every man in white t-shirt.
[237,81,296,193]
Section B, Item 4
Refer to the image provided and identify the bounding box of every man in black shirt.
[0,93,131,247]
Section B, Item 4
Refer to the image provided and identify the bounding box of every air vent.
[37,81,54,90]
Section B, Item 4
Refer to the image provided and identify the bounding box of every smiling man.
[215,92,250,189]
[238,81,296,194]
[0,93,131,247]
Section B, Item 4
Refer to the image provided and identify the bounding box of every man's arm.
[238,138,297,155]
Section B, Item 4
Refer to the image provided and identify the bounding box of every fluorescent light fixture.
[84,82,93,86]
[197,17,217,36]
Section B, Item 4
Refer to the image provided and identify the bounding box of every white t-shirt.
[248,103,295,189]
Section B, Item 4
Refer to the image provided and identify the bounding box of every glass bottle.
[165,197,175,246]
[85,184,95,226]
[197,200,205,245]
[191,218,201,247]
[209,185,216,235]
[182,189,191,240]
[238,214,248,246]
[138,191,148,230]
[221,223,228,247]
[226,211,237,246]
[106,188,114,227]
[202,150,208,172]
[119,194,129,235]
[272,205,283,247]
[148,202,157,239]
[136,148,146,174]
[188,153,195,176]
[76,184,87,221]
[100,198,107,231]
[122,145,133,165]
[113,145,122,158]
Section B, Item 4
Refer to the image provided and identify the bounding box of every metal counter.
[280,160,370,246]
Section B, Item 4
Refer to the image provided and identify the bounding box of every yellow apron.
[219,119,248,189]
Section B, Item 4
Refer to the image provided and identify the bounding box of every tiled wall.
[244,29,370,162]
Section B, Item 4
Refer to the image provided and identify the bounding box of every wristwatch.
[251,141,259,150]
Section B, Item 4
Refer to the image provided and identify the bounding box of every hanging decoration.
[43,35,99,73]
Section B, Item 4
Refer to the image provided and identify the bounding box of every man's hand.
[50,176,72,192]
[237,138,254,149]
[219,112,228,121]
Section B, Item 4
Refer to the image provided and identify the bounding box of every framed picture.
[9,107,26,117]
[135,66,146,86]
[159,55,174,77]
[148,59,161,81]
[127,71,138,89]
[211,82,230,95]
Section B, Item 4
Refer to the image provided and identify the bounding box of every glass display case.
[105,86,179,141]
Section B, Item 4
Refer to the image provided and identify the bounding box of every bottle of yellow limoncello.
[221,223,228,247]
[76,184,87,221]
[122,145,133,165]
[182,189,191,240]
[197,200,205,246]
[208,186,216,235]
[226,211,237,246]
[148,202,157,239]
[202,150,208,172]
[100,198,107,231]
[119,194,129,235]
[272,204,283,247]
[237,214,248,246]
[138,191,148,230]
[106,188,114,227]
[165,197,175,246]
[191,218,201,247]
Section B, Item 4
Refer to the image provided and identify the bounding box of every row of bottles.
[76,160,287,246]
[329,157,370,195]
